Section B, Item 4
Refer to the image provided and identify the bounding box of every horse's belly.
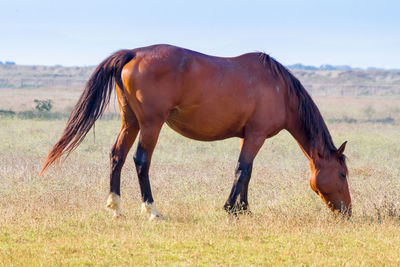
[166,108,245,141]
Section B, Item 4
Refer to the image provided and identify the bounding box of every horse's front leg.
[224,135,264,215]
[134,123,164,221]
[224,162,253,215]
[237,138,253,214]
[238,163,253,214]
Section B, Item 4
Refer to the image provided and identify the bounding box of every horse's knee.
[235,161,252,178]
[133,144,149,174]
[233,162,252,190]
[110,148,125,172]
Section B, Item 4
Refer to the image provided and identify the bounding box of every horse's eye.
[339,173,346,180]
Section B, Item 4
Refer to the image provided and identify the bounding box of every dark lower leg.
[107,126,138,216]
[134,143,154,203]
[224,134,264,215]
[224,161,253,213]
[133,124,164,220]
[110,147,123,195]
[109,127,138,196]
[238,163,253,211]
[133,123,163,204]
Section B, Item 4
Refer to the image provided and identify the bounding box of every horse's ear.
[337,141,347,156]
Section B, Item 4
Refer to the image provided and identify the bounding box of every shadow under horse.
[40,44,351,220]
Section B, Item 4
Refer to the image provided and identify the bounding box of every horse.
[39,44,351,220]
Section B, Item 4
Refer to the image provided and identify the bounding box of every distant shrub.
[34,99,53,112]
[366,117,395,124]
[0,109,16,116]
[327,117,357,124]
[342,116,358,123]
[328,116,395,125]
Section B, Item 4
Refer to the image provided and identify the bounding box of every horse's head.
[310,142,352,216]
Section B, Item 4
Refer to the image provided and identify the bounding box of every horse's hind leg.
[134,122,164,221]
[106,88,139,217]
[224,135,264,215]
[106,123,139,217]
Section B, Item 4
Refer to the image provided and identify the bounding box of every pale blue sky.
[1,0,399,68]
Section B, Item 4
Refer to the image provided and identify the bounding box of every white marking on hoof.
[141,202,163,221]
[106,193,122,218]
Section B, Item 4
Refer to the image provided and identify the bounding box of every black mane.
[259,53,338,157]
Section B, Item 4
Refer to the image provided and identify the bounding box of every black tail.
[40,49,135,176]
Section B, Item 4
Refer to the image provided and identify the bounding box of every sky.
[1,0,399,68]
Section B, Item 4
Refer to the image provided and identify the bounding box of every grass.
[1,110,400,265]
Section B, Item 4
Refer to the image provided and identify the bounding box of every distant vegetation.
[1,64,399,97]
[0,64,92,89]
[34,99,53,112]
[288,63,354,71]
[293,69,400,96]
[287,63,400,71]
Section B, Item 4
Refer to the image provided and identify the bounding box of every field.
[1,67,400,265]
[1,103,400,265]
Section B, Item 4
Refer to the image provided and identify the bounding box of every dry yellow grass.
[0,110,399,265]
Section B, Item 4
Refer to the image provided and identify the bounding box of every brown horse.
[40,44,351,220]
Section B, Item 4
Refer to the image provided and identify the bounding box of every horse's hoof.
[106,193,120,209]
[106,193,122,217]
[141,202,163,221]
[224,202,251,216]
[224,203,234,213]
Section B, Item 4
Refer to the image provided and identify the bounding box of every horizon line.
[1,61,399,71]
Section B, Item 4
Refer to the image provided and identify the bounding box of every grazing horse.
[40,44,351,220]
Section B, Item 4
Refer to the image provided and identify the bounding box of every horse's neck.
[287,112,327,168]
